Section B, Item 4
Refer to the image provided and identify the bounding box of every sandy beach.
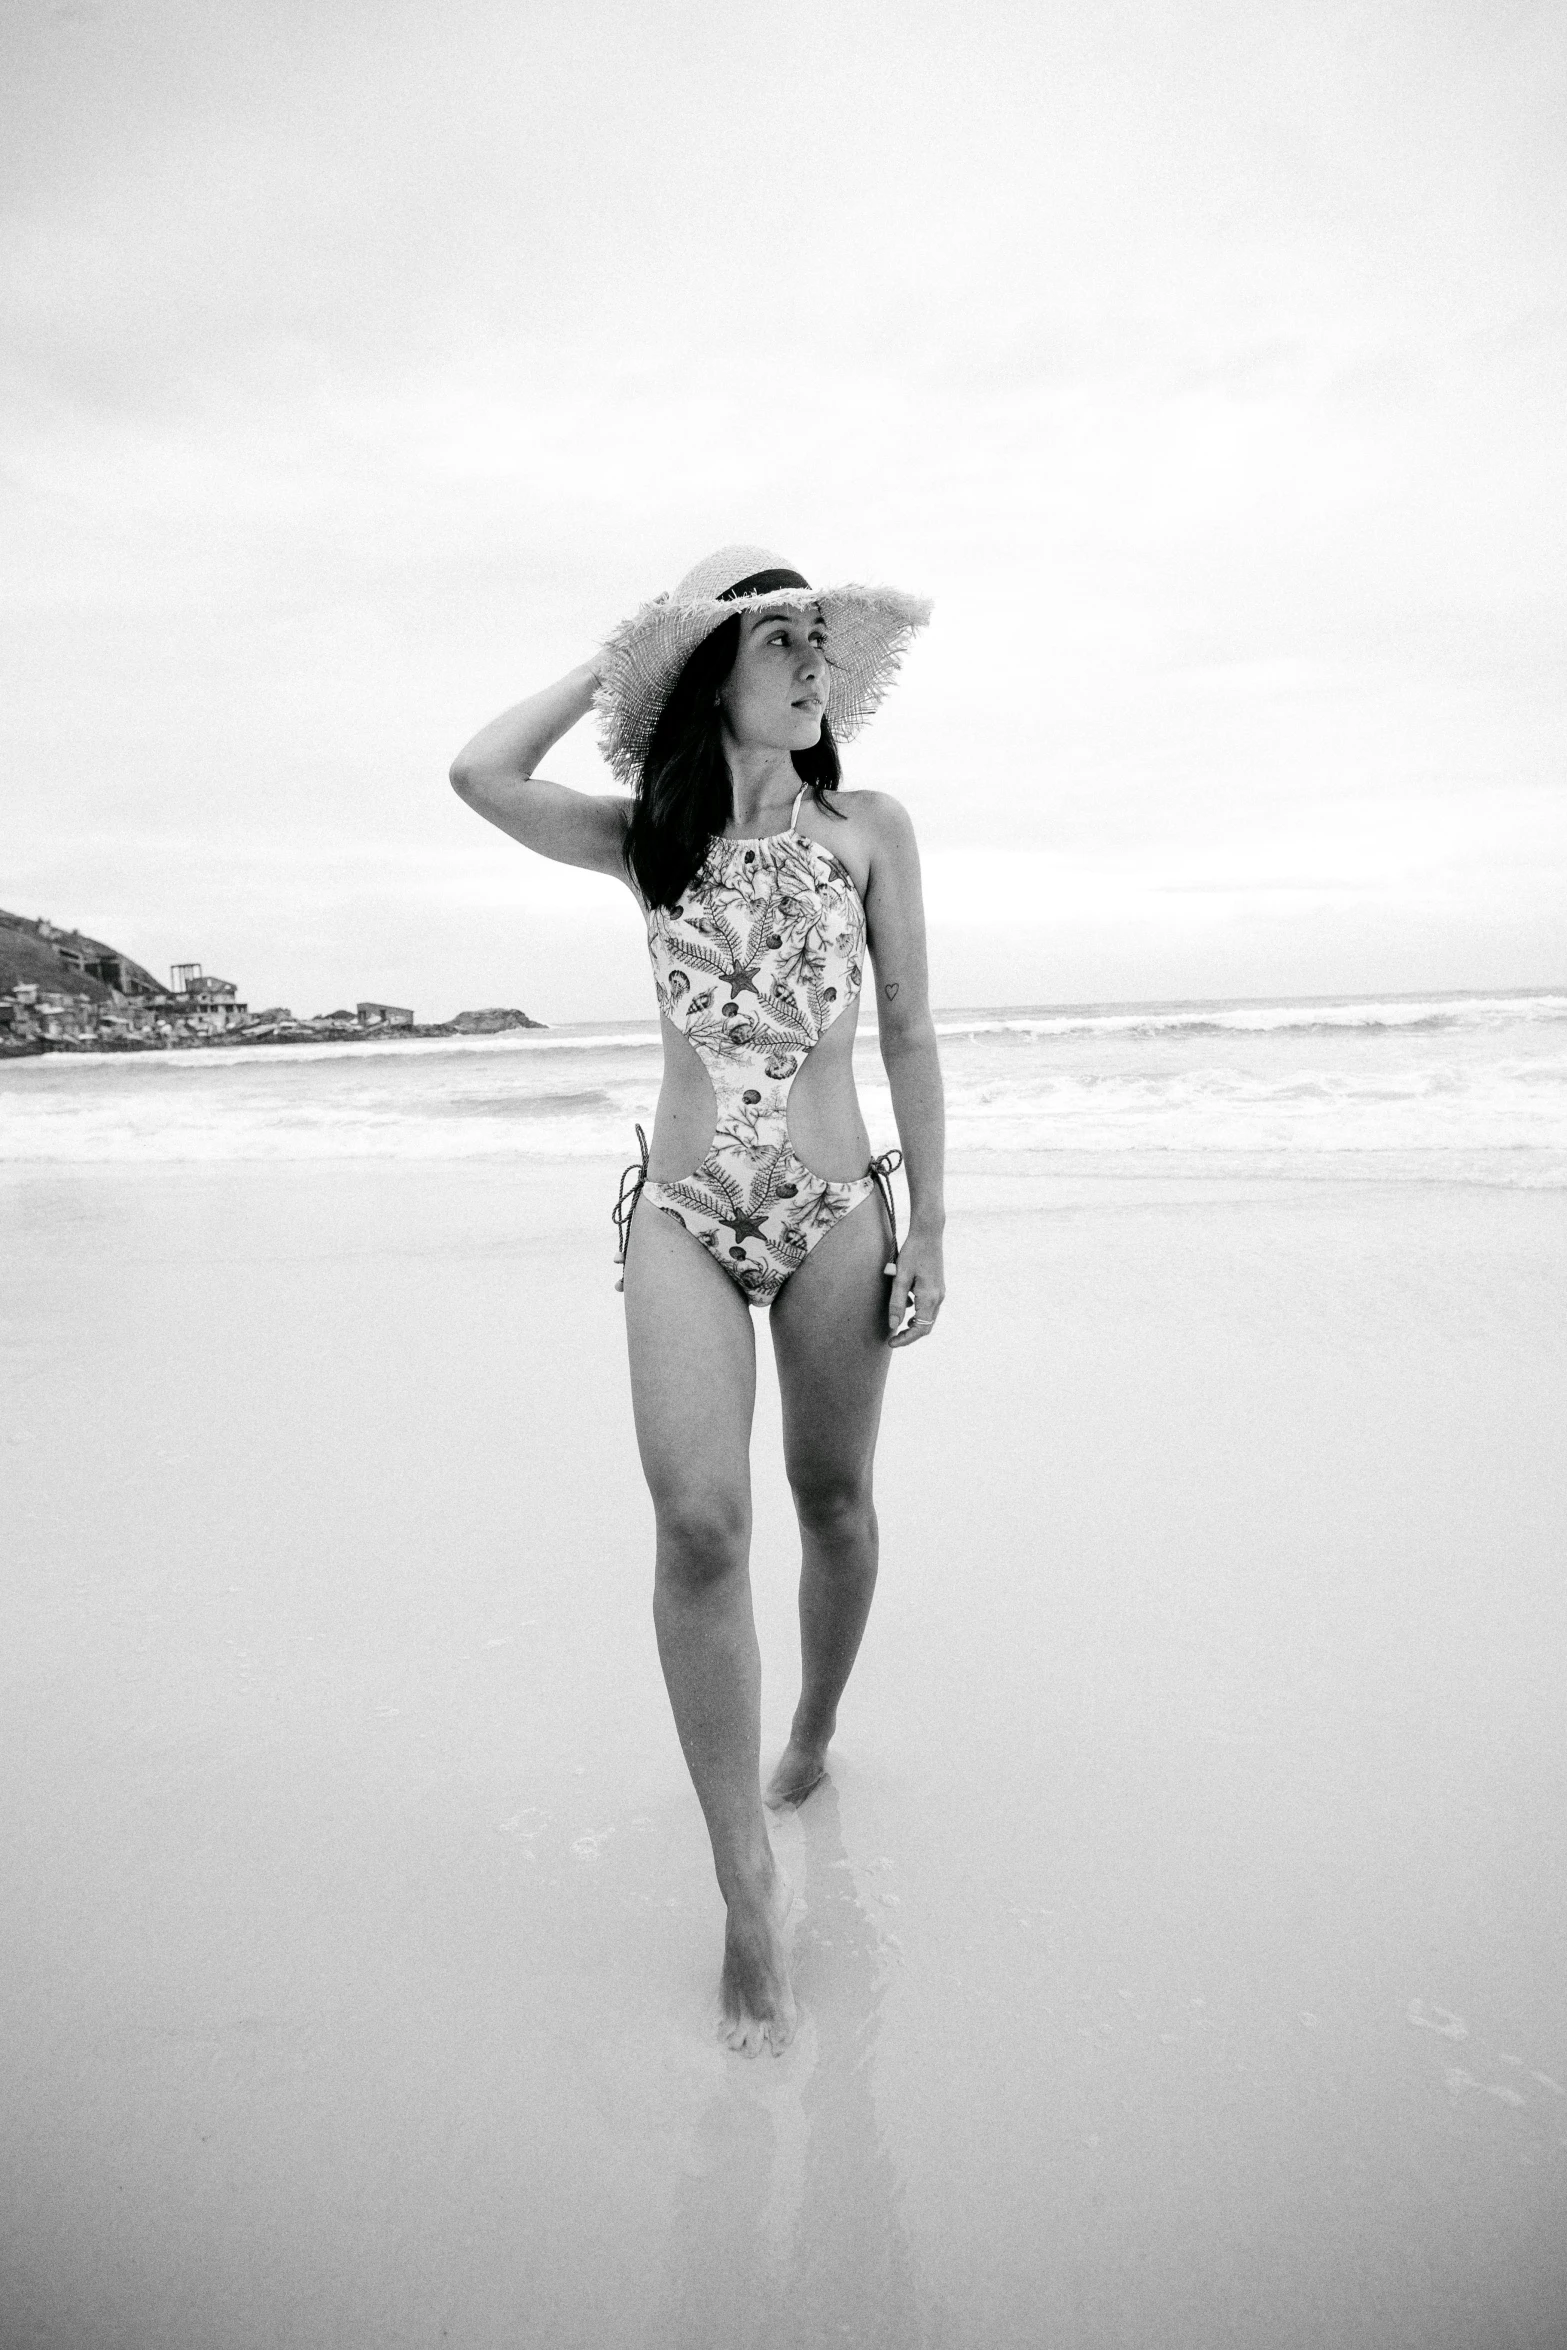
[3,1151,1565,2348]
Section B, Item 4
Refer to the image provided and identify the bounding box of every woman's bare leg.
[765,1190,895,1809]
[621,1200,795,2055]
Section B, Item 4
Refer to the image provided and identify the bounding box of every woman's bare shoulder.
[830,788,917,862]
[802,789,914,903]
[834,785,913,822]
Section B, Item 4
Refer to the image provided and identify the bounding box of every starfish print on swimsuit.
[693,916,769,990]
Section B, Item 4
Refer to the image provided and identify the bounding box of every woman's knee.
[789,1466,876,1546]
[653,1484,750,1592]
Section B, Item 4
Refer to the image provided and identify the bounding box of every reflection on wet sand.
[651,1780,927,2349]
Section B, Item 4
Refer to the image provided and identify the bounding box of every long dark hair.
[622,614,843,909]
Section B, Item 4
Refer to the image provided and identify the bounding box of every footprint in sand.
[1412,2005,1564,2111]
[1442,2067,1538,2109]
[496,1807,548,1851]
[1406,1999,1467,2040]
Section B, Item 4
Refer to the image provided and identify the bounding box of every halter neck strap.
[790,784,809,832]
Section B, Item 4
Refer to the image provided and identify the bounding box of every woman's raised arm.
[449,661,631,881]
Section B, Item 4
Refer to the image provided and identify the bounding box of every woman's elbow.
[878,1006,936,1057]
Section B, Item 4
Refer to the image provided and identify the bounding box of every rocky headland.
[0,907,544,1054]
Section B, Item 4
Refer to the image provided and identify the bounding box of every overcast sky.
[4,0,1563,1020]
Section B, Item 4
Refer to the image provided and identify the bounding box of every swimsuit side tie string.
[868,1146,903,1274]
[612,1123,650,1291]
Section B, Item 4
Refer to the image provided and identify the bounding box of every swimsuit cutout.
[614,785,900,1307]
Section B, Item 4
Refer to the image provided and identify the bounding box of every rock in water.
[450,1007,543,1034]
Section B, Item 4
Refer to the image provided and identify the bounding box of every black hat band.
[718,567,812,601]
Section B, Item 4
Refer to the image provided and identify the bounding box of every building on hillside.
[357,1002,415,1028]
[165,966,247,1030]
[2,926,249,1045]
[36,992,95,1041]
[0,984,40,1037]
[84,953,159,998]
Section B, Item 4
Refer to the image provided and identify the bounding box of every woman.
[449,546,945,2055]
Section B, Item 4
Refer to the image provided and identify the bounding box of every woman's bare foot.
[764,1735,830,1811]
[718,1866,797,2057]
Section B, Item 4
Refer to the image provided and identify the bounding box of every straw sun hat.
[593,544,932,789]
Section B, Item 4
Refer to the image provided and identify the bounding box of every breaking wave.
[2,991,1563,1180]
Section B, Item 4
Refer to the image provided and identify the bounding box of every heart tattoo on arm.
[884,982,899,1000]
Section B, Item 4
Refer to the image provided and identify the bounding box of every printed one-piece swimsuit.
[614,785,900,1307]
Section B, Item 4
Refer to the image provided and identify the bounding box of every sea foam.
[2,991,1563,1179]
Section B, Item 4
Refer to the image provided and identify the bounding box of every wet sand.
[3,1157,1565,2348]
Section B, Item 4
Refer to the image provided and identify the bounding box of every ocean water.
[2,990,1564,1187]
